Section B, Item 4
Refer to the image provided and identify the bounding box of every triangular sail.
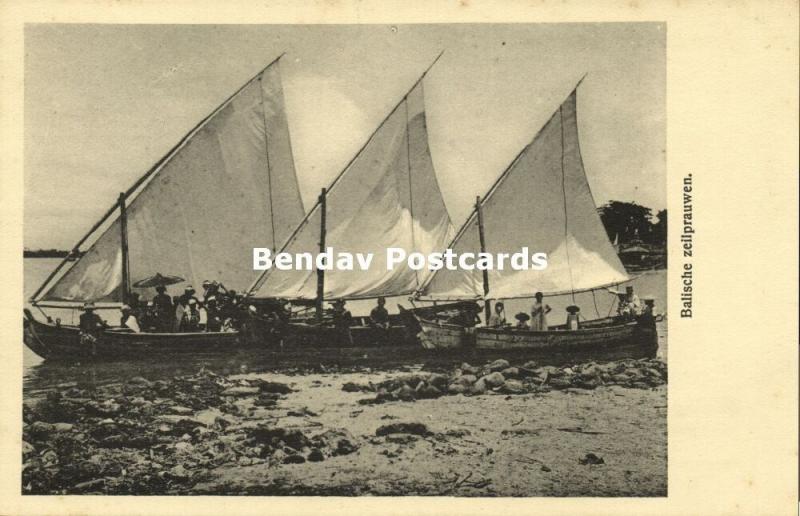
[40,59,304,303]
[419,89,628,300]
[249,79,454,300]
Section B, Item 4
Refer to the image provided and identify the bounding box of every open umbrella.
[132,273,185,289]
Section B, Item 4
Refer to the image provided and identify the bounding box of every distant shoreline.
[23,249,83,259]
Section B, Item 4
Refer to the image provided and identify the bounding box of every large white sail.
[40,59,304,303]
[420,89,629,300]
[248,79,455,301]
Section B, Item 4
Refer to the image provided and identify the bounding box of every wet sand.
[22,358,666,497]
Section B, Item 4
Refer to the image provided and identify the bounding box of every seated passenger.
[205,297,222,332]
[120,304,141,333]
[487,302,507,328]
[369,297,390,329]
[514,312,530,329]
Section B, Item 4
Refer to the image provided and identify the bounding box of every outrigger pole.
[30,53,287,305]
[315,188,327,324]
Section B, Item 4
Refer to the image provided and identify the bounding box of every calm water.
[23,258,667,389]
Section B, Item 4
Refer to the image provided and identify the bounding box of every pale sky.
[24,23,665,249]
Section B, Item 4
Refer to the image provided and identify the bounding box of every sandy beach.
[22,357,666,496]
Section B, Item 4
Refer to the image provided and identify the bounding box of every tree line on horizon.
[597,201,666,248]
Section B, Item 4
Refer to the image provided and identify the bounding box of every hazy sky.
[24,23,664,249]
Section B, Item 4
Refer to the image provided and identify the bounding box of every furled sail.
[39,58,304,303]
[248,77,455,301]
[419,88,629,300]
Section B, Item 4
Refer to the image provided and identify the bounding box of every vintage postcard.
[0,1,797,515]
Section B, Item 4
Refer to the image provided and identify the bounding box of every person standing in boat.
[487,302,507,328]
[183,299,201,332]
[621,286,642,318]
[530,292,552,331]
[120,304,141,333]
[331,299,354,345]
[369,297,390,329]
[173,296,187,332]
[182,286,200,305]
[153,285,173,332]
[205,296,222,332]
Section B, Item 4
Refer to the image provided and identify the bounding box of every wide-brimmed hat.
[495,302,504,309]
[514,312,530,322]
[188,299,197,305]
[566,305,581,314]
[82,301,96,310]
[202,280,211,287]
[331,299,346,306]
[185,286,195,294]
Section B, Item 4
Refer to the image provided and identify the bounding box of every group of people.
[79,280,254,336]
[485,291,553,331]
[484,286,645,331]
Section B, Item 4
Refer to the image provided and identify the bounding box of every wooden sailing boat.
[24,55,305,360]
[413,81,658,354]
[246,54,463,348]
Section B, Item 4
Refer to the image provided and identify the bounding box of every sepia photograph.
[21,23,667,496]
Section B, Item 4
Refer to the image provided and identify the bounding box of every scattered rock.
[256,381,294,394]
[498,379,525,394]
[221,386,260,397]
[307,448,325,462]
[375,423,432,437]
[579,453,605,465]
[486,359,511,372]
[481,372,505,389]
[283,454,306,464]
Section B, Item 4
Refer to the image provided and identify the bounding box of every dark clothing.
[332,309,353,330]
[206,307,222,332]
[153,293,173,315]
[79,311,105,334]
[332,308,353,346]
[153,293,173,331]
[369,306,390,327]
[181,308,201,332]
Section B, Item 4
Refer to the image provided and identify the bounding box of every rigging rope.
[560,105,577,304]
[591,289,601,318]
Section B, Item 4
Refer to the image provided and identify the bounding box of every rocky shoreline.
[23,357,667,496]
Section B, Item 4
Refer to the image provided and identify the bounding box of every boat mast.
[315,187,327,323]
[475,195,491,322]
[118,192,131,304]
[248,51,445,298]
[30,53,286,305]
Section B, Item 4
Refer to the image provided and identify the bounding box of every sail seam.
[257,74,278,251]
[404,99,419,287]
[560,105,577,303]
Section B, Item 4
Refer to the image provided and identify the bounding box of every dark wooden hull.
[417,314,658,356]
[281,322,414,348]
[23,309,251,360]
